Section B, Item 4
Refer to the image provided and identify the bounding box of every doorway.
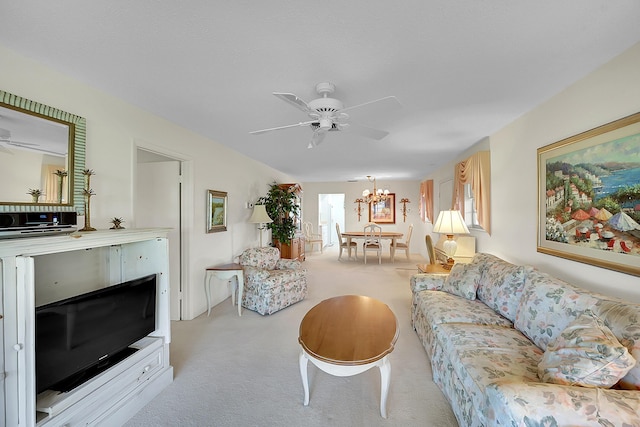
[318,193,345,247]
[135,148,187,320]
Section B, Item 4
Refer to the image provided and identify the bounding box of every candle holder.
[27,188,43,203]
[354,198,365,222]
[79,169,96,232]
[400,198,411,223]
[54,169,68,204]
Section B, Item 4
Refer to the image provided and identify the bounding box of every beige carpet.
[124,246,458,427]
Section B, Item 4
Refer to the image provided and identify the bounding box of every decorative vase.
[32,194,40,203]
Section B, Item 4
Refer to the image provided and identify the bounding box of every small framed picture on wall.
[207,189,227,233]
[369,193,396,224]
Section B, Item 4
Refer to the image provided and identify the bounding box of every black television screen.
[35,274,157,394]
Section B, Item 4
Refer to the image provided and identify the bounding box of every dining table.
[341,230,404,262]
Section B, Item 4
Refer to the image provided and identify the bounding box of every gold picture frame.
[207,190,227,233]
[537,112,640,277]
[369,193,396,224]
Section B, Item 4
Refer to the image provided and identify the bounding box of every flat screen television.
[35,273,157,394]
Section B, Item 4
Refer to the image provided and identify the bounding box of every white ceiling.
[2,1,640,182]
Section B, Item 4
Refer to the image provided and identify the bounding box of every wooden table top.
[416,263,451,274]
[206,262,243,271]
[298,295,399,366]
[342,231,403,238]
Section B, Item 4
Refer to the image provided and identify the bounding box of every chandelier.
[361,176,389,204]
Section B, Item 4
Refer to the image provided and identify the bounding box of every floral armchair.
[239,247,308,315]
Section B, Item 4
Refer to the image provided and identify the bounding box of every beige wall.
[301,180,422,252]
[425,42,640,302]
[1,44,294,319]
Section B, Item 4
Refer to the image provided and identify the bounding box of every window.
[463,183,483,230]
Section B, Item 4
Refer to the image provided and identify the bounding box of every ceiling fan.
[250,82,401,148]
[0,127,58,156]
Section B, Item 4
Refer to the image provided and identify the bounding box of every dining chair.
[303,221,323,253]
[393,224,413,262]
[363,223,383,264]
[336,223,357,260]
[425,234,437,265]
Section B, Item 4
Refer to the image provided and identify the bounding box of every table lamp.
[248,204,273,247]
[432,210,470,270]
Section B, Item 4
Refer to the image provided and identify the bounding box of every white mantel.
[0,228,172,257]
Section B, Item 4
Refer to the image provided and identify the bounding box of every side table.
[205,263,244,316]
[416,263,451,275]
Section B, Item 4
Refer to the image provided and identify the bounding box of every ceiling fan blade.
[7,141,66,156]
[308,130,326,149]
[5,140,38,146]
[273,93,313,114]
[339,96,402,115]
[250,120,316,135]
[346,122,389,140]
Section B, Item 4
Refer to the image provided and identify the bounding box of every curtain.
[419,180,434,223]
[453,151,491,234]
[43,164,59,203]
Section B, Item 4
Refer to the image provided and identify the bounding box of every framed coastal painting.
[207,189,227,233]
[369,193,396,224]
[537,112,640,277]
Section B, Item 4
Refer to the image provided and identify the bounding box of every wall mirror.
[0,90,86,212]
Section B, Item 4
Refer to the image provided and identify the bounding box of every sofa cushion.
[594,299,640,390]
[514,269,599,351]
[414,290,513,329]
[474,253,530,322]
[486,382,640,427]
[441,262,481,300]
[431,323,543,426]
[538,310,636,388]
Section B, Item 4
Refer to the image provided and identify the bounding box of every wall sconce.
[400,198,411,222]
[354,198,365,222]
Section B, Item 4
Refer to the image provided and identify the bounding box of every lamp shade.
[248,204,273,224]
[432,210,470,235]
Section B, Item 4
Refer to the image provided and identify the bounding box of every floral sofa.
[410,253,640,427]
[239,247,307,315]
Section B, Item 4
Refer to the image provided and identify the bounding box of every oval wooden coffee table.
[298,295,399,418]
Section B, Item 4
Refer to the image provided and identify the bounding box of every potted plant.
[258,182,301,245]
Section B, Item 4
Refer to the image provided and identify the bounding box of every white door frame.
[133,140,193,321]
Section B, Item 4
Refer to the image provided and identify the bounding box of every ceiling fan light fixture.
[319,118,332,130]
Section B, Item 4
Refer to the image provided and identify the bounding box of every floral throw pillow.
[441,262,481,300]
[538,310,637,388]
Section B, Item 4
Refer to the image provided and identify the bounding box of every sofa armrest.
[485,381,640,426]
[410,274,445,293]
[242,266,270,281]
[275,259,302,270]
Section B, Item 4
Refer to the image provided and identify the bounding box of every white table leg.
[378,355,391,418]
[230,275,237,306]
[205,272,213,316]
[236,271,244,317]
[206,269,244,317]
[299,351,310,406]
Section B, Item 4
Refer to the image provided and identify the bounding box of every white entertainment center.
[1,228,174,426]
